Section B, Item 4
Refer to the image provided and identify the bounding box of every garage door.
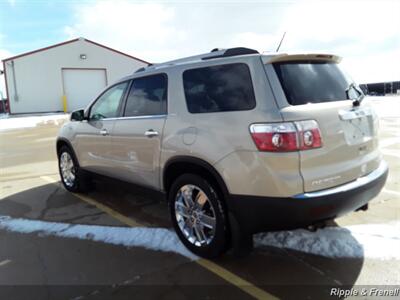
[62,69,107,112]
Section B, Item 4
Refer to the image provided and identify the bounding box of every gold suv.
[57,48,388,258]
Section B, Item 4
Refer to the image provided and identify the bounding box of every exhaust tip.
[356,203,369,212]
[306,221,329,232]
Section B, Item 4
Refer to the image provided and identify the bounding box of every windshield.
[273,61,356,105]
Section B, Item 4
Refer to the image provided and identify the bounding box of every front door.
[74,81,129,176]
[110,74,168,189]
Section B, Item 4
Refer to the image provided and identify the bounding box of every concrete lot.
[0,99,399,300]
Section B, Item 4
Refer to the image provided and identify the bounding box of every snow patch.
[255,222,400,260]
[0,215,398,260]
[0,113,69,131]
[0,216,197,260]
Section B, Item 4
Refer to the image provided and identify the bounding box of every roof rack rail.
[133,47,259,73]
[135,67,146,73]
[202,47,259,60]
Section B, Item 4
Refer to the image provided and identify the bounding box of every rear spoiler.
[263,54,342,64]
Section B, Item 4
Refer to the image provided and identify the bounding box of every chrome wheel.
[175,184,216,247]
[59,152,76,187]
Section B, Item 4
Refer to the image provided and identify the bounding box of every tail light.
[249,123,298,152]
[295,120,322,150]
[250,120,322,152]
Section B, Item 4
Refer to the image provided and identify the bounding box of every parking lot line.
[40,176,142,227]
[39,175,278,300]
[383,188,400,197]
[0,259,12,267]
[197,259,278,300]
[73,193,144,228]
[1,173,59,183]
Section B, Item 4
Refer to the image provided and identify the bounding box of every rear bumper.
[227,160,388,234]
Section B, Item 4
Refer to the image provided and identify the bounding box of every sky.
[0,0,399,97]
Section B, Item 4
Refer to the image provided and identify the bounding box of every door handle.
[144,130,159,137]
[100,129,108,136]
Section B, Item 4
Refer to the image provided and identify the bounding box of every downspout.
[8,60,19,102]
[2,60,10,113]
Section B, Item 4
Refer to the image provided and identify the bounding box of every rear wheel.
[169,174,229,258]
[58,145,90,192]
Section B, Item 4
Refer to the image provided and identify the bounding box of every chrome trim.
[294,160,388,199]
[175,184,216,247]
[60,152,76,187]
[100,129,108,136]
[90,114,167,122]
[144,130,159,137]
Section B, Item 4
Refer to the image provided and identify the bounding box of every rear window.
[183,63,256,113]
[273,62,351,105]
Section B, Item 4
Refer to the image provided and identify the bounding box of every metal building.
[360,81,400,96]
[2,38,148,114]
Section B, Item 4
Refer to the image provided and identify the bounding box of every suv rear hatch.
[264,54,381,192]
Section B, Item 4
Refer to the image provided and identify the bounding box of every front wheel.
[169,174,229,258]
[58,146,89,193]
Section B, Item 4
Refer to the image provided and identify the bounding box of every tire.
[58,145,90,193]
[169,174,229,258]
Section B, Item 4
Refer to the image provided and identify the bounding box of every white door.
[62,69,107,112]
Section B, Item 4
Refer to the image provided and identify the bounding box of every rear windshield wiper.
[346,82,365,107]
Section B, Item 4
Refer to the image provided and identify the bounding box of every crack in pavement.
[37,184,61,221]
[35,239,51,300]
[66,259,203,300]
[281,248,343,286]
[54,212,107,224]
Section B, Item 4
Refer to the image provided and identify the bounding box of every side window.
[183,63,256,113]
[90,82,128,120]
[124,74,167,117]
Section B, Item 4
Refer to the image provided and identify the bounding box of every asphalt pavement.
[0,98,399,300]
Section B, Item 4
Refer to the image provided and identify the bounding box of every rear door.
[109,74,168,189]
[266,58,381,192]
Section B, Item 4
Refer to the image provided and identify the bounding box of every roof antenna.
[276,32,286,52]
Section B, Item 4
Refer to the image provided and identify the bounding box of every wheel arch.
[56,138,80,167]
[163,156,230,201]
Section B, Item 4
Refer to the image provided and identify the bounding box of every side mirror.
[70,109,85,121]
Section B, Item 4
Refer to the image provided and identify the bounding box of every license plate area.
[339,108,373,145]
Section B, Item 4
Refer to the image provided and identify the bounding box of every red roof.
[1,38,150,64]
